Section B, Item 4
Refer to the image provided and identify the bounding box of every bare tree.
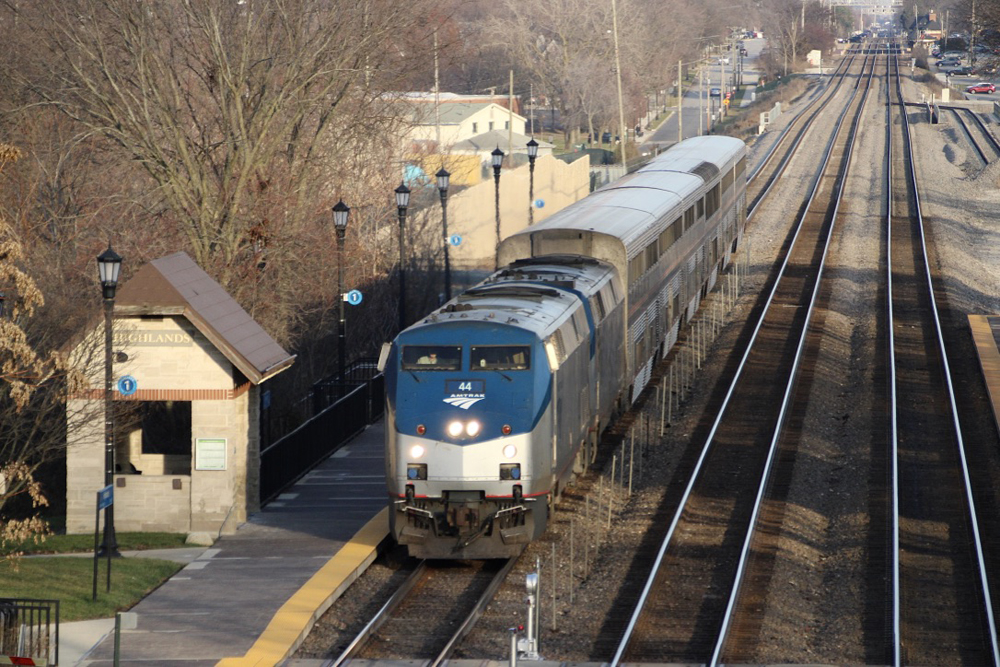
[761,0,807,75]
[8,0,435,344]
[0,142,98,553]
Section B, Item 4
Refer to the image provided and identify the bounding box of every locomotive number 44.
[458,381,473,391]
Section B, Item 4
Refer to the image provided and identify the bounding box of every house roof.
[408,101,527,126]
[451,130,552,153]
[114,252,295,384]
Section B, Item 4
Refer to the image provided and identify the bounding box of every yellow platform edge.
[968,315,1000,443]
[216,506,390,667]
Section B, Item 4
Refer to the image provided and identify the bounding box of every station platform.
[72,420,389,665]
[969,315,1000,441]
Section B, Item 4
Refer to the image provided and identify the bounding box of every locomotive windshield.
[401,345,461,370]
[471,345,531,370]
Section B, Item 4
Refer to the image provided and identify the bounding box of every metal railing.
[260,372,384,504]
[0,598,59,665]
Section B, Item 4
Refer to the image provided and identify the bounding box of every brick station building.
[65,252,294,539]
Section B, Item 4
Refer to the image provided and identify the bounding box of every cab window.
[471,345,531,370]
[401,345,462,370]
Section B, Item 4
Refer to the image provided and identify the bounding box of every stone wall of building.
[66,315,257,536]
[446,153,591,269]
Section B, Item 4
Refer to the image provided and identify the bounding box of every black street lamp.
[526,138,539,226]
[332,200,350,394]
[436,168,452,301]
[395,182,410,332]
[491,146,504,268]
[96,244,122,557]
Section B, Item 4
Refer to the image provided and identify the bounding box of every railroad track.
[887,51,1000,667]
[333,556,518,666]
[942,104,1000,165]
[745,45,858,218]
[604,46,881,667]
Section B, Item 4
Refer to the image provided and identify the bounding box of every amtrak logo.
[443,394,485,409]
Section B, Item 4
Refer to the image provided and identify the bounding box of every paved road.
[648,38,766,148]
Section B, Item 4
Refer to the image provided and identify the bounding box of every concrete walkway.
[59,420,387,665]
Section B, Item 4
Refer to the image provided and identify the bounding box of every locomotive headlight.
[447,421,464,438]
[503,444,517,459]
[416,424,426,435]
[410,444,425,459]
[465,421,481,437]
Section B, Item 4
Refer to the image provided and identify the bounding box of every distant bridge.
[831,0,903,12]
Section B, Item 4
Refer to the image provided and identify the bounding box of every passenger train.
[378,135,748,558]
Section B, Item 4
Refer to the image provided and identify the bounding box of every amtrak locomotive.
[379,136,748,559]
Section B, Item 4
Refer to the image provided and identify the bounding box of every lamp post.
[491,146,504,268]
[96,244,122,557]
[332,200,350,395]
[526,138,538,226]
[395,182,410,332]
[436,168,452,301]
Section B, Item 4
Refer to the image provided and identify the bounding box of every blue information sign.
[97,485,114,510]
[448,234,462,247]
[534,199,545,209]
[346,290,363,306]
[117,375,137,396]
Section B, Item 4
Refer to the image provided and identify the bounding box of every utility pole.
[677,60,683,142]
[509,70,514,155]
[970,0,977,66]
[434,30,441,149]
[699,68,704,135]
[611,0,628,167]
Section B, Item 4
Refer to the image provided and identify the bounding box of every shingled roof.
[114,252,295,384]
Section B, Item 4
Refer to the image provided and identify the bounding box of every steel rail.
[745,45,859,186]
[885,50,902,667]
[745,51,858,220]
[331,560,427,667]
[947,107,991,165]
[710,50,879,667]
[938,103,1000,156]
[608,47,879,667]
[429,556,519,667]
[892,53,1000,666]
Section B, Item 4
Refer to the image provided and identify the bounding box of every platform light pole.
[332,200,350,394]
[395,182,410,331]
[97,244,122,557]
[436,168,452,301]
[526,138,538,226]
[492,146,504,268]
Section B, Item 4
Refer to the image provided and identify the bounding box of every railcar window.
[660,218,679,251]
[697,198,705,219]
[684,207,695,231]
[706,184,720,218]
[735,157,746,178]
[592,293,606,319]
[402,345,462,370]
[471,345,531,370]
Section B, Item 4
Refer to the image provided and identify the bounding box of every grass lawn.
[8,531,189,555]
[2,531,193,621]
[1,556,184,621]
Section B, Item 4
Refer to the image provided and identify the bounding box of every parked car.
[966,82,996,94]
[710,87,721,97]
[947,65,975,76]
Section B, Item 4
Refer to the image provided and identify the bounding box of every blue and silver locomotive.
[380,136,747,558]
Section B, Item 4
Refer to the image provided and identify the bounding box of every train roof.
[501,136,745,257]
[407,256,615,343]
